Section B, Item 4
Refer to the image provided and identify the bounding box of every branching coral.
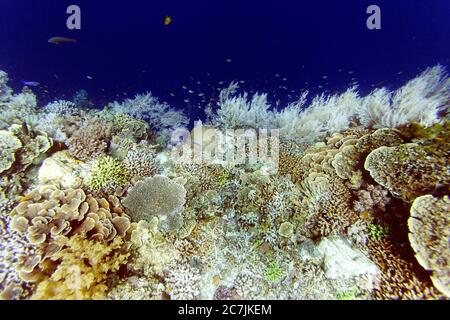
[107,92,188,145]
[0,87,38,130]
[67,116,114,161]
[123,175,186,232]
[408,195,450,297]
[85,156,130,193]
[33,100,79,142]
[165,262,201,300]
[264,261,285,283]
[122,143,159,180]
[368,239,443,299]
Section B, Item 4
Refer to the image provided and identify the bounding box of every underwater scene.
[0,0,449,301]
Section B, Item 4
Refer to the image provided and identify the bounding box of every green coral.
[368,223,390,241]
[264,261,285,283]
[218,170,232,187]
[86,156,130,192]
[336,287,360,300]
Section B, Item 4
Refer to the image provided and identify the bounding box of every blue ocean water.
[0,0,449,122]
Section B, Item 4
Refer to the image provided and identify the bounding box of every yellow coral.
[32,236,129,300]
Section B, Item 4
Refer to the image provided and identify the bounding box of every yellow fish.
[164,16,172,26]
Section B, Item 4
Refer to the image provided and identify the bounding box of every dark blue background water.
[0,0,449,120]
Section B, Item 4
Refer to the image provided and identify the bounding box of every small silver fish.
[22,81,40,87]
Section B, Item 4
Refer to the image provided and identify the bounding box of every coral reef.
[0,66,449,300]
[10,185,131,279]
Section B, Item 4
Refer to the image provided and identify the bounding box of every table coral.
[365,143,450,202]
[123,175,186,233]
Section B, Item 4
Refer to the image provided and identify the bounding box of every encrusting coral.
[408,195,450,297]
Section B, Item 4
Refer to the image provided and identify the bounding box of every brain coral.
[364,143,450,202]
[408,195,450,297]
[122,175,186,232]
